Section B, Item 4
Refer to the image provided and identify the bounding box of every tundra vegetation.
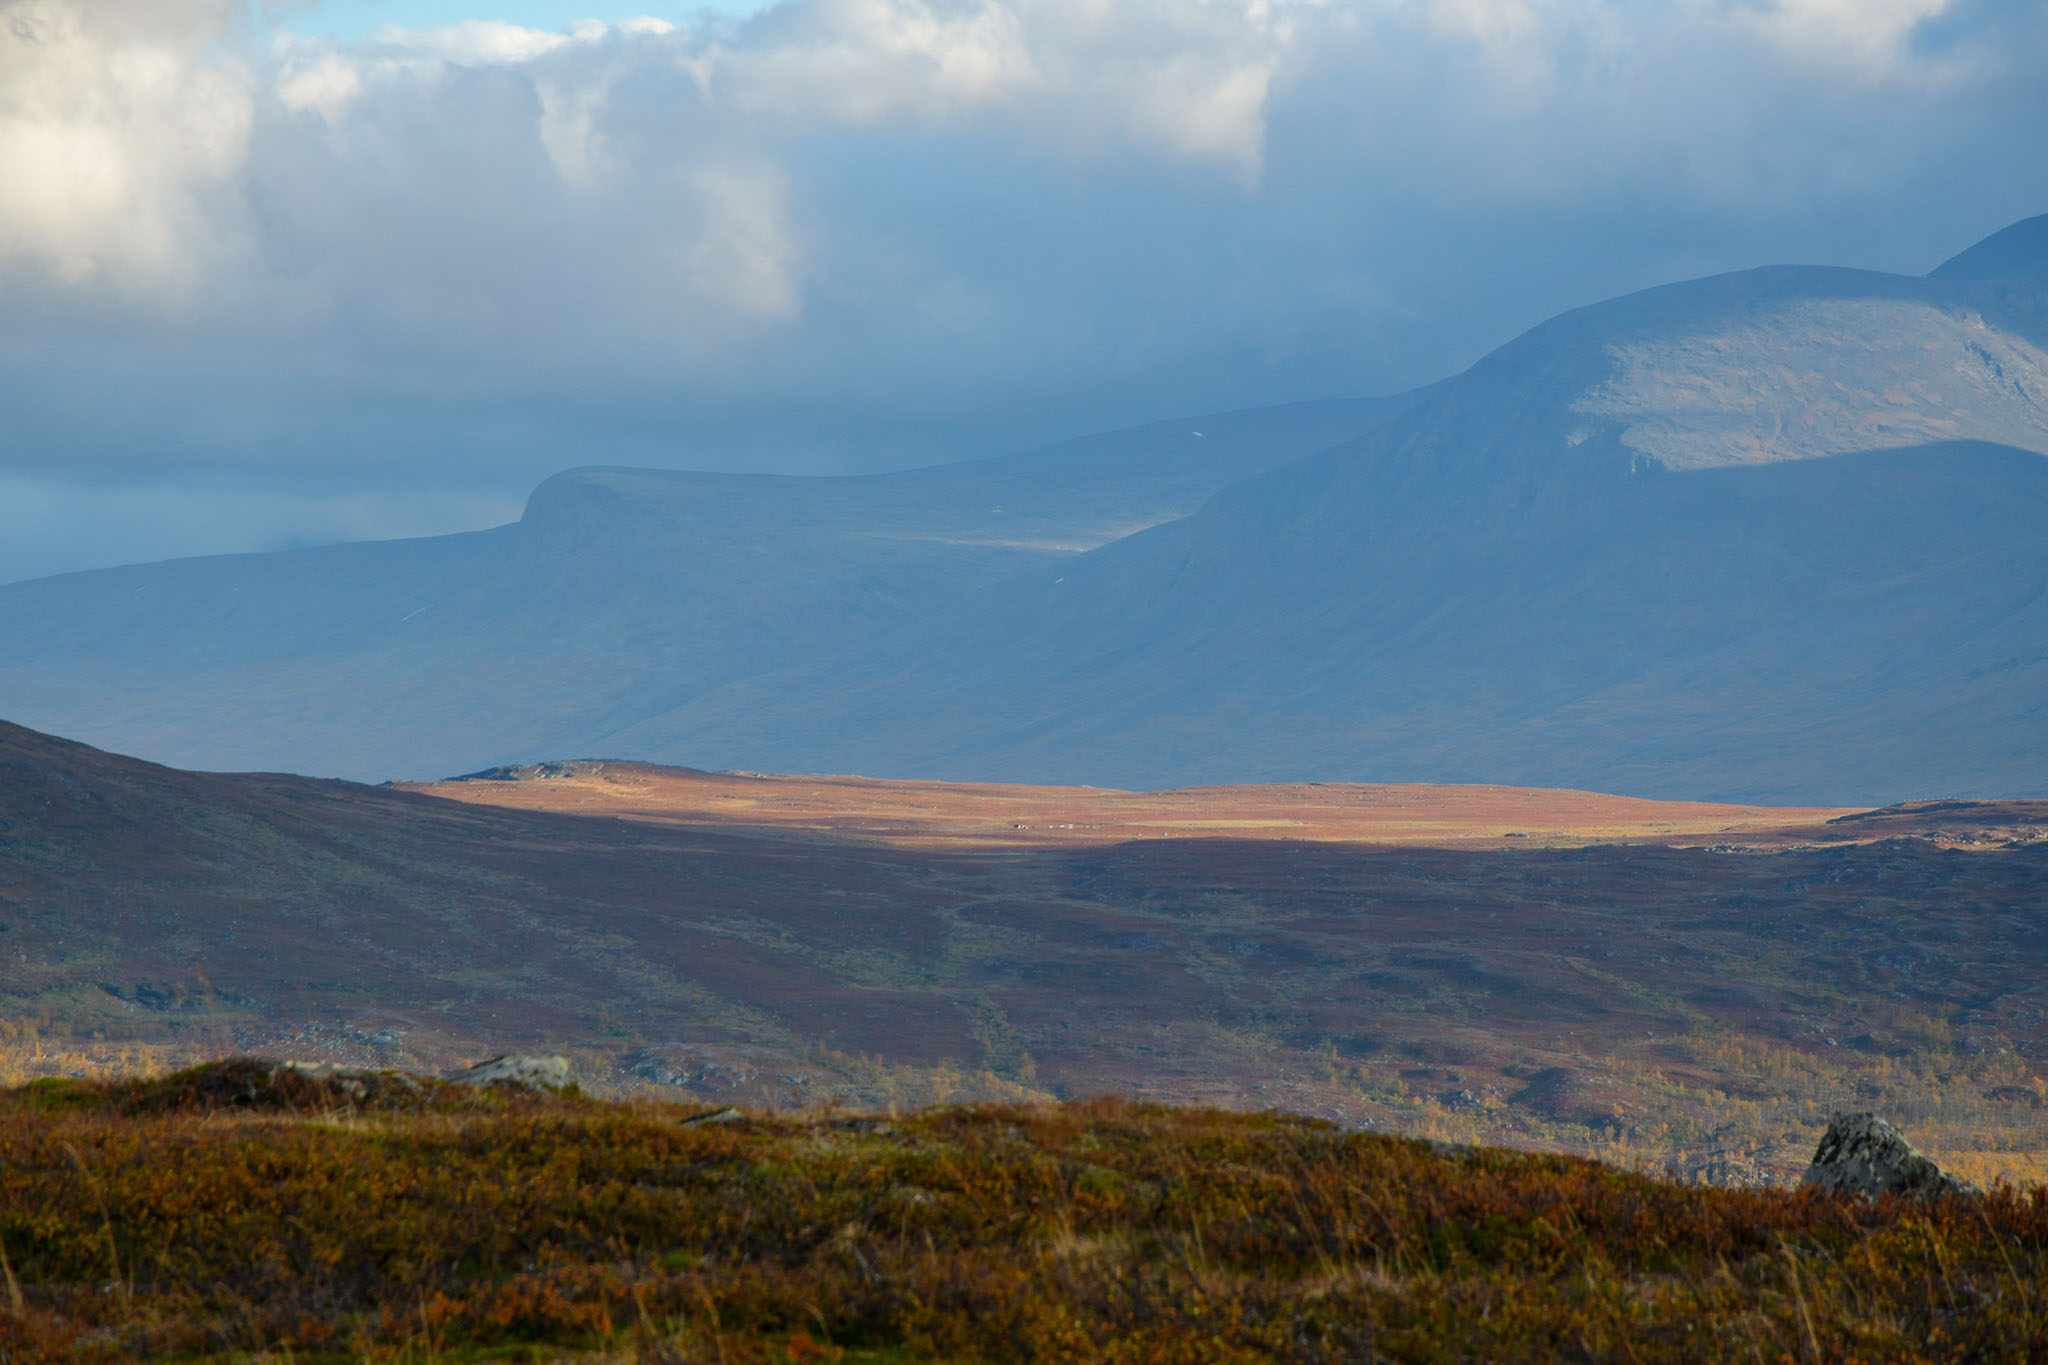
[0,1061,2043,1363]
[5,717,2048,1191]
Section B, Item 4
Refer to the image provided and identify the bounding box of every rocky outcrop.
[446,1055,571,1090]
[1673,1151,1784,1190]
[1802,1112,1976,1199]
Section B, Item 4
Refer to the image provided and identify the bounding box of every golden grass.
[2,1062,2046,1363]
[402,765,1870,851]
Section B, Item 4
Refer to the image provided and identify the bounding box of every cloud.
[369,18,576,63]
[0,474,522,586]
[714,0,1044,125]
[0,0,251,292]
[668,162,804,319]
[0,0,2043,579]
[276,49,362,117]
[1730,0,1960,71]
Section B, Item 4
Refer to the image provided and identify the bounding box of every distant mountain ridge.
[595,227,2048,803]
[0,394,1424,780]
[1929,212,2048,285]
[1,218,2044,802]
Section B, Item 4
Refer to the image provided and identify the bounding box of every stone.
[679,1105,740,1127]
[1674,1152,1783,1190]
[1802,1112,1976,1199]
[446,1054,571,1090]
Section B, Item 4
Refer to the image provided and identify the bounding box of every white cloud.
[1424,0,1542,47]
[660,0,1290,178]
[0,0,251,292]
[369,18,574,64]
[1118,48,1273,179]
[1728,0,1960,72]
[714,0,1043,124]
[277,51,363,118]
[0,0,2022,315]
[537,72,610,182]
[0,0,2043,580]
[668,163,804,319]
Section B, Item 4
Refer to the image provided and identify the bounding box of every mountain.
[0,394,1424,780]
[1928,211,2048,285]
[3,219,2045,802]
[601,228,2048,804]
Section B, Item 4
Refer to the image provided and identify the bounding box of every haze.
[4,0,2046,584]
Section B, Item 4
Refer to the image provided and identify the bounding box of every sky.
[1,0,2045,584]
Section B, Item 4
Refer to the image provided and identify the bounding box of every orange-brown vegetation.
[404,762,1879,850]
[1,1062,2043,1362]
[5,722,2048,1186]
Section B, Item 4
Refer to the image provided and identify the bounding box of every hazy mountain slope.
[604,237,2048,804]
[6,221,2045,800]
[0,394,1422,780]
[1929,211,2048,284]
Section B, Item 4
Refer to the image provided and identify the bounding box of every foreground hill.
[2,1064,2041,1362]
[6,720,2047,1185]
[0,396,1419,781]
[620,222,2048,803]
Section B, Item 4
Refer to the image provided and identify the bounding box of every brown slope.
[403,760,1867,849]
[0,721,987,1072]
[5,721,2048,1183]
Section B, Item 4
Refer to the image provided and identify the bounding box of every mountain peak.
[1928,213,2048,283]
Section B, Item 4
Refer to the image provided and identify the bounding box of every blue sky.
[0,0,2044,583]
[273,0,769,40]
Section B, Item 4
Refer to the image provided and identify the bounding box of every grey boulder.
[1802,1112,1976,1199]
[447,1054,571,1090]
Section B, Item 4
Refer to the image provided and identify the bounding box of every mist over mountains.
[3,218,2045,803]
[0,396,1419,780]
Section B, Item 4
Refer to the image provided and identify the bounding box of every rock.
[626,1046,759,1095]
[679,1105,740,1127]
[1802,1112,1977,1199]
[447,1055,571,1090]
[1673,1151,1784,1190]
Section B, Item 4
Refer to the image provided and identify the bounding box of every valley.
[6,721,2045,1189]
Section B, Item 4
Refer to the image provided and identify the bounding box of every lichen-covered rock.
[446,1055,571,1090]
[1803,1112,1976,1199]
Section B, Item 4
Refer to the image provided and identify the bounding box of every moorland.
[5,721,2046,1189]
[2,1062,2045,1362]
